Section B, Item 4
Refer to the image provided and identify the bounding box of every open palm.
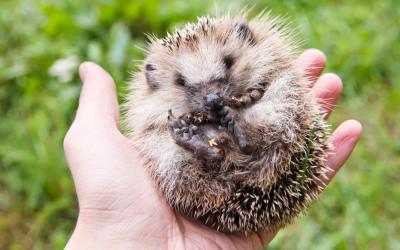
[64,49,361,250]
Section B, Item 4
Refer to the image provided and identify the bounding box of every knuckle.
[63,121,84,152]
[63,127,77,152]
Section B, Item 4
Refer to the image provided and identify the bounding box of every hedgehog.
[123,13,330,234]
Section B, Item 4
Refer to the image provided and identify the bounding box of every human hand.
[64,49,362,250]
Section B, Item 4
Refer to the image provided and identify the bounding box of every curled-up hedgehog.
[124,13,330,234]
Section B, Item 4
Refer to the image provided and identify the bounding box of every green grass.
[0,0,399,249]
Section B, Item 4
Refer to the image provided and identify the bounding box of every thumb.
[75,62,120,128]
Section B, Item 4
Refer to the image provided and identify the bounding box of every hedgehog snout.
[203,90,224,112]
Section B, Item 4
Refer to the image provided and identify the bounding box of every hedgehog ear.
[145,64,159,90]
[235,23,256,46]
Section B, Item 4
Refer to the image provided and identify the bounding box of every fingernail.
[79,62,89,81]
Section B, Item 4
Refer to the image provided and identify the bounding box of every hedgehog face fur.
[124,13,330,234]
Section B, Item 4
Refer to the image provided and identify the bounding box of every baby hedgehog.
[124,13,330,234]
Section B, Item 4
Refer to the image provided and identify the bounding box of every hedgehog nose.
[204,91,224,111]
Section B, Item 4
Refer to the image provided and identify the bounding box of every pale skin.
[64,49,362,250]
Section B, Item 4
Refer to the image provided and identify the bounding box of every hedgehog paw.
[230,88,264,108]
[219,106,255,154]
[168,110,224,161]
[168,109,198,139]
[180,111,211,125]
[219,106,236,133]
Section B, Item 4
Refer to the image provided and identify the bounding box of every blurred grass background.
[0,0,399,249]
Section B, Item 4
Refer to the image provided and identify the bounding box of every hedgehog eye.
[223,56,234,70]
[175,74,186,86]
[145,64,155,71]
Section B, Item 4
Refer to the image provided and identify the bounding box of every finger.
[296,48,326,81]
[75,62,120,127]
[324,120,362,184]
[311,73,343,118]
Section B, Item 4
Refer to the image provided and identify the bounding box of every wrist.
[65,217,140,250]
[66,208,176,249]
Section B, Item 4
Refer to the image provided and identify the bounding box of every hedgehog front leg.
[219,106,256,154]
[168,110,224,162]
